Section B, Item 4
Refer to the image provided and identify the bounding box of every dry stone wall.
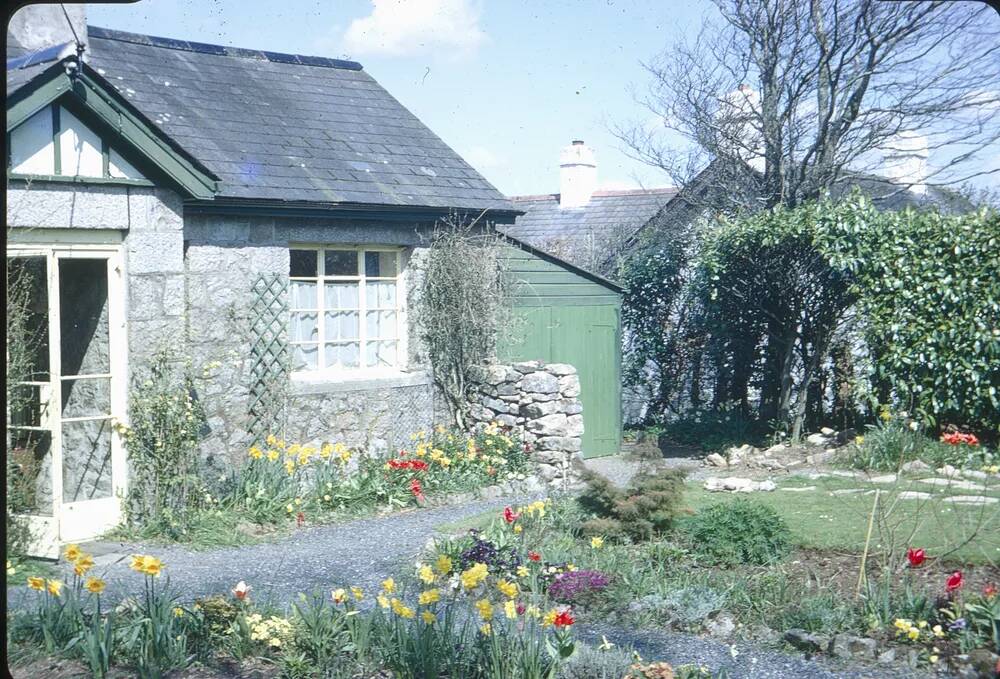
[466,360,584,485]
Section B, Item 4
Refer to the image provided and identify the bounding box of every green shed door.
[502,303,622,458]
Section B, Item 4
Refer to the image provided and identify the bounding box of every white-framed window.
[288,246,405,374]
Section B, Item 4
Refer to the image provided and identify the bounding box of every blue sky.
[88,1,996,197]
[88,0,707,196]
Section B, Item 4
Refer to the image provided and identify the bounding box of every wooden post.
[856,488,881,598]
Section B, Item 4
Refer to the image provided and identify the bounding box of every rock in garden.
[936,464,961,477]
[805,450,836,464]
[820,427,835,436]
[869,474,897,483]
[705,453,728,467]
[763,444,787,456]
[805,433,829,446]
[942,495,998,505]
[521,371,560,394]
[545,363,576,376]
[900,460,931,473]
[897,491,933,500]
[876,648,896,664]
[828,634,877,660]
[705,614,736,639]
[783,629,828,654]
[919,478,986,490]
[703,477,775,493]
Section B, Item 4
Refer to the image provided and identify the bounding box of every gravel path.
[576,623,936,679]
[6,496,526,612]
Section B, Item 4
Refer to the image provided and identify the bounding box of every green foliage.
[660,585,727,627]
[683,499,791,566]
[846,414,997,471]
[119,351,208,531]
[816,197,1000,434]
[661,409,765,452]
[558,643,634,679]
[578,468,687,542]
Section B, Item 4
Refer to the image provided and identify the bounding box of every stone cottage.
[5,7,623,554]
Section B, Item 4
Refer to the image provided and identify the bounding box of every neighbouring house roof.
[6,26,516,216]
[503,188,679,250]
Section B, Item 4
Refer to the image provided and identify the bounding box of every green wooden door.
[502,303,621,458]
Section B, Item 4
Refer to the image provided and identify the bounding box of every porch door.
[7,246,127,557]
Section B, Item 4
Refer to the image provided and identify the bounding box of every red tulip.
[946,571,964,592]
[906,547,926,567]
[553,610,575,627]
[983,583,997,599]
[503,506,520,524]
[528,551,541,562]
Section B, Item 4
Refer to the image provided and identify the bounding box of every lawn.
[438,474,1000,565]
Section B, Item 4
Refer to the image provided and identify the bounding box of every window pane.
[324,283,359,310]
[326,342,359,369]
[9,430,54,515]
[325,312,359,340]
[366,310,396,338]
[365,251,397,277]
[62,377,111,418]
[290,312,318,342]
[59,259,110,376]
[325,250,358,276]
[366,340,397,368]
[292,343,318,371]
[365,281,397,308]
[62,419,112,502]
[7,256,50,381]
[290,281,317,308]
[290,250,317,277]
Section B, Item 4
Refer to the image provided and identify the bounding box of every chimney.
[881,131,929,196]
[559,140,597,208]
[8,3,88,58]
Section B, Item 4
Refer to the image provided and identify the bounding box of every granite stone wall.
[466,361,584,485]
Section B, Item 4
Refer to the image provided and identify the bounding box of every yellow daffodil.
[513,524,523,534]
[84,577,106,594]
[63,543,82,562]
[497,579,518,598]
[74,554,95,576]
[932,625,944,637]
[320,443,333,459]
[377,594,390,609]
[907,629,919,641]
[249,446,263,459]
[141,556,164,577]
[542,609,558,627]
[418,588,440,605]
[382,577,396,594]
[46,579,63,596]
[479,623,492,636]
[351,586,363,600]
[516,566,530,578]
[422,610,437,624]
[173,607,185,617]
[418,565,435,584]
[391,598,415,619]
[504,600,517,619]
[460,563,489,590]
[267,449,279,462]
[591,536,605,549]
[525,605,541,619]
[286,503,294,513]
[284,459,295,475]
[435,554,453,575]
[27,576,45,591]
[475,599,494,621]
[332,588,347,604]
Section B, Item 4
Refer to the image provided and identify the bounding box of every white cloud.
[342,0,486,58]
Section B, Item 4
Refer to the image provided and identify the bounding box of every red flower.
[983,583,997,599]
[528,551,541,562]
[296,511,305,527]
[553,610,575,627]
[503,506,520,524]
[940,432,979,447]
[410,478,423,497]
[946,571,964,592]
[906,547,926,568]
[516,602,526,615]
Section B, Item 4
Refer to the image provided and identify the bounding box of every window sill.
[290,368,431,395]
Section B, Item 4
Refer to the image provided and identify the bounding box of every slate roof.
[503,188,679,249]
[6,26,515,214]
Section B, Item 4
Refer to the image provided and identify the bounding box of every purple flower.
[547,569,611,603]
[948,618,967,631]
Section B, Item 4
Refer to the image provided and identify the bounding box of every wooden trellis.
[247,273,289,442]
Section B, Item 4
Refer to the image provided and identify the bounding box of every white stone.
[521,371,560,394]
[832,488,874,496]
[941,495,998,505]
[546,363,576,376]
[527,413,569,437]
[900,460,931,473]
[780,486,817,492]
[806,433,829,446]
[565,414,584,438]
[820,427,836,436]
[960,469,989,480]
[705,453,728,467]
[764,444,787,456]
[558,374,581,398]
[936,465,960,478]
[703,477,775,493]
[869,474,898,484]
[897,491,933,500]
[806,450,836,464]
[918,478,986,491]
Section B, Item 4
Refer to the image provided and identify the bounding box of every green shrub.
[846,415,997,471]
[577,468,687,542]
[558,643,634,679]
[683,499,791,566]
[660,585,726,627]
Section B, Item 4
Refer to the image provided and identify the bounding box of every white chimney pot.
[559,140,597,208]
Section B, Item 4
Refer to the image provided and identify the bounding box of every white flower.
[908,421,919,431]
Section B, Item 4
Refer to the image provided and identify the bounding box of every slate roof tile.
[7,26,514,212]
